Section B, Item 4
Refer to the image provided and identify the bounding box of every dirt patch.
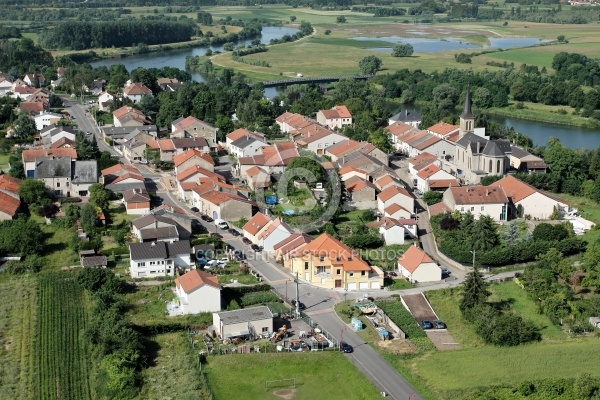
[377,338,416,355]
[426,330,461,351]
[273,388,296,399]
[402,293,438,322]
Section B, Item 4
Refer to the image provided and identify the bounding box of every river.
[90,26,300,83]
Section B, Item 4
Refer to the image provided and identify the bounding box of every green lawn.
[31,215,80,270]
[0,153,11,171]
[204,352,383,400]
[217,273,258,285]
[551,193,600,243]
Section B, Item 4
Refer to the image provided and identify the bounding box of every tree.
[368,129,393,153]
[64,204,80,226]
[197,11,213,25]
[423,191,443,206]
[358,56,382,75]
[432,83,458,111]
[285,156,325,186]
[0,218,44,255]
[89,184,110,210]
[591,175,600,203]
[460,266,489,312]
[503,221,520,245]
[336,16,347,23]
[11,113,37,139]
[472,215,500,252]
[532,222,570,242]
[80,203,98,233]
[392,44,414,57]
[38,203,60,218]
[48,94,63,108]
[290,16,297,22]
[18,179,51,207]
[75,132,95,160]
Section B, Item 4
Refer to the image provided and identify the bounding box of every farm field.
[203,352,383,400]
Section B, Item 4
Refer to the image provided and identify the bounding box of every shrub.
[377,300,427,339]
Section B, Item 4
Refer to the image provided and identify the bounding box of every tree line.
[40,20,195,50]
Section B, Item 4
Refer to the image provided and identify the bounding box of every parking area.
[425,330,460,350]
[401,293,438,322]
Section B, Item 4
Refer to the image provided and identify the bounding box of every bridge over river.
[252,74,373,88]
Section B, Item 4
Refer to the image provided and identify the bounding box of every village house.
[70,160,98,197]
[23,72,45,87]
[129,240,191,278]
[98,92,114,111]
[176,165,227,202]
[338,166,369,182]
[388,109,422,128]
[34,112,62,131]
[224,128,266,150]
[122,82,152,103]
[79,250,108,268]
[508,146,548,173]
[407,152,440,180]
[173,149,215,175]
[273,233,313,269]
[275,112,311,134]
[22,148,77,178]
[229,135,268,158]
[326,139,388,165]
[235,142,299,187]
[100,163,146,192]
[122,187,151,215]
[39,125,77,147]
[175,269,221,314]
[255,217,294,252]
[149,138,210,162]
[122,140,147,164]
[212,306,273,341]
[171,116,218,150]
[368,217,417,245]
[157,77,181,92]
[377,186,414,217]
[0,175,22,220]
[242,212,270,243]
[289,233,384,290]
[344,176,377,210]
[293,124,347,155]
[374,174,404,192]
[32,156,69,197]
[415,164,459,193]
[398,245,442,283]
[112,106,150,127]
[316,105,352,130]
[0,76,13,96]
[197,191,254,222]
[441,185,509,222]
[102,125,158,144]
[132,207,193,242]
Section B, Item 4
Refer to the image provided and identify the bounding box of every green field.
[0,153,10,172]
[203,352,382,399]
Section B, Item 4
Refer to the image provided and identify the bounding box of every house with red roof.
[23,72,45,87]
[243,212,270,243]
[442,185,508,221]
[275,112,311,133]
[339,166,369,182]
[374,174,403,192]
[122,82,152,103]
[100,163,146,192]
[397,245,441,283]
[173,149,215,175]
[273,233,313,268]
[0,174,22,220]
[377,186,414,217]
[368,217,417,245]
[235,142,299,187]
[176,165,227,202]
[22,148,77,177]
[407,152,440,178]
[170,116,218,149]
[415,164,459,193]
[289,233,384,290]
[326,139,388,165]
[122,187,151,215]
[225,128,266,150]
[198,190,254,222]
[149,138,210,162]
[112,106,149,127]
[256,217,294,252]
[175,269,221,314]
[344,176,376,209]
[293,123,346,155]
[316,105,352,129]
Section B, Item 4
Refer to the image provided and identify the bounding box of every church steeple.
[459,85,475,138]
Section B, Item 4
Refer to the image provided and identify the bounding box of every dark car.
[191,222,207,234]
[421,320,433,330]
[433,320,446,329]
[339,341,353,353]
[228,228,240,236]
[242,237,252,245]
[251,244,263,252]
[190,207,199,212]
[201,215,213,222]
[291,299,306,310]
[234,250,246,261]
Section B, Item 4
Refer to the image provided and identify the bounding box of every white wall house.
[442,186,508,222]
[377,186,414,216]
[256,217,294,252]
[34,112,62,131]
[367,217,417,245]
[175,270,221,314]
[129,240,191,278]
[398,245,441,283]
[212,306,273,340]
[229,136,267,158]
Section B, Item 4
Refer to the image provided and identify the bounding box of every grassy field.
[204,352,383,399]
[30,215,80,270]
[135,332,210,400]
[0,153,10,171]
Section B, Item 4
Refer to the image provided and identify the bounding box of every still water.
[353,36,545,53]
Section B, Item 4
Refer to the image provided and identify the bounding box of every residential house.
[339,166,369,182]
[273,233,313,268]
[157,77,181,91]
[50,137,75,149]
[397,245,441,283]
[112,106,149,127]
[316,105,352,130]
[377,186,414,217]
[132,208,192,241]
[407,152,440,179]
[34,112,62,131]
[508,146,547,173]
[102,125,157,143]
[289,233,384,290]
[0,76,13,96]
[198,191,253,222]
[442,185,508,222]
[129,240,191,278]
[242,212,270,243]
[39,125,77,146]
[122,187,151,215]
[244,166,271,190]
[122,82,152,103]
[367,217,417,245]
[71,160,98,197]
[98,92,114,111]
[173,149,215,175]
[212,306,273,340]
[374,174,403,192]
[489,175,569,220]
[176,165,226,202]
[229,135,268,158]
[171,116,217,150]
[100,163,146,192]
[256,217,294,252]
[23,73,45,87]
[294,124,347,155]
[386,122,418,153]
[224,128,265,150]
[33,156,72,197]
[122,140,147,164]
[11,85,37,100]
[22,148,77,178]
[236,142,299,188]
[326,139,388,165]
[0,174,22,220]
[275,112,311,134]
[336,152,385,175]
[149,138,210,163]
[344,176,377,209]
[175,269,221,314]
[383,203,412,220]
[388,109,421,128]
[415,164,459,193]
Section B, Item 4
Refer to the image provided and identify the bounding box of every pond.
[353,36,545,53]
[90,26,300,82]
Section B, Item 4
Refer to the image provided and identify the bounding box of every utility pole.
[295,272,299,316]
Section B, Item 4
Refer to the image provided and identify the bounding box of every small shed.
[79,250,107,268]
[212,306,273,340]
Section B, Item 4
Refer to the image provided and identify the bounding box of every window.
[317,266,326,274]
[57,182,60,187]
[461,207,464,212]
[262,327,269,333]
[137,262,145,267]
[304,262,309,270]
[349,272,354,277]
[150,261,156,265]
[497,160,501,173]
[66,182,69,186]
[361,271,366,276]
[336,269,341,275]
[319,256,325,262]
[489,159,492,173]
[471,207,474,212]
[481,206,484,211]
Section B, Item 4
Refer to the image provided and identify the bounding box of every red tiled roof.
[378,186,411,202]
[326,139,362,157]
[175,269,220,293]
[398,246,435,273]
[0,175,22,194]
[0,191,20,216]
[243,212,270,236]
[177,165,223,183]
[338,166,367,176]
[488,175,537,203]
[344,176,376,193]
[449,185,508,205]
[428,179,459,189]
[293,233,370,271]
[101,163,140,177]
[428,202,451,216]
[226,128,264,142]
[386,122,416,137]
[50,137,75,149]
[173,149,215,167]
[257,217,293,240]
[384,203,410,216]
[427,121,459,136]
[22,148,77,163]
[123,82,152,96]
[273,232,313,253]
[417,164,441,180]
[200,190,253,206]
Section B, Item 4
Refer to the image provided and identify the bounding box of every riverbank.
[486,103,600,129]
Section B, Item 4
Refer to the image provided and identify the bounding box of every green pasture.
[204,352,382,399]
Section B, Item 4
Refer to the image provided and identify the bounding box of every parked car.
[291,299,306,310]
[251,244,263,252]
[441,267,450,276]
[433,320,446,329]
[234,251,246,261]
[228,228,240,236]
[421,320,433,330]
[339,341,353,353]
[201,215,213,222]
[190,207,199,212]
[242,237,252,245]
[218,257,229,264]
[216,221,229,229]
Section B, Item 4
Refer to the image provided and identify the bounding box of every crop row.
[34,274,92,400]
[377,300,427,339]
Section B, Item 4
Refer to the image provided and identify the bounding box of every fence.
[186,329,215,400]
[299,311,339,349]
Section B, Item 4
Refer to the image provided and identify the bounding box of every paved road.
[68,104,122,158]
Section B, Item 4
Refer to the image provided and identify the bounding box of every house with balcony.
[273,233,313,269]
[129,240,191,278]
[174,269,221,314]
[289,233,384,290]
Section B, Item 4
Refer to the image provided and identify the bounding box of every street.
[67,103,122,158]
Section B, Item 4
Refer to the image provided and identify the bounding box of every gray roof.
[140,226,179,241]
[455,132,488,152]
[390,109,421,123]
[102,125,157,140]
[172,137,209,148]
[216,306,273,325]
[510,145,532,159]
[34,156,71,178]
[72,160,98,183]
[132,213,171,229]
[130,240,190,260]
[460,85,474,120]
[171,116,185,126]
[81,255,107,267]
[123,139,146,150]
[106,181,146,192]
[154,208,191,221]
[230,136,263,149]
[481,141,505,157]
[122,187,150,202]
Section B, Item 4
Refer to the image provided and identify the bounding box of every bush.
[99,246,129,255]
[377,300,427,339]
[60,197,82,204]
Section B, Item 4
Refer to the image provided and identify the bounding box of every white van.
[216,220,229,229]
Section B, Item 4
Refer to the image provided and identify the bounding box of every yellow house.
[290,233,384,290]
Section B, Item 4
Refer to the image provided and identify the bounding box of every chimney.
[151,241,156,247]
[486,189,489,196]
[477,141,481,154]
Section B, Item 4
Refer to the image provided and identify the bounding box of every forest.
[40,20,196,50]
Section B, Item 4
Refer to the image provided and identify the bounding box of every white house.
[367,217,417,245]
[229,135,268,158]
[316,105,352,130]
[129,240,191,278]
[415,164,458,193]
[34,112,62,131]
[242,212,270,243]
[294,125,347,156]
[377,186,414,216]
[212,306,273,340]
[442,185,509,222]
[98,92,114,111]
[225,128,266,150]
[122,82,152,103]
[174,269,221,314]
[256,217,294,252]
[397,245,441,283]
